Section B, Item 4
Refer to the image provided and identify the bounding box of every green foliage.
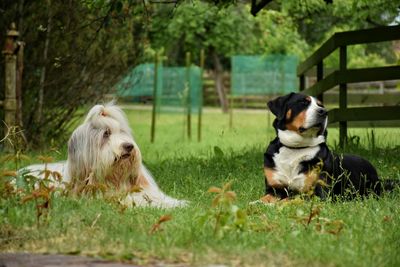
[0,0,138,147]
[330,0,400,25]
[320,26,391,69]
[253,10,311,60]
[0,155,57,227]
[147,1,312,67]
[282,0,399,65]
[149,1,257,65]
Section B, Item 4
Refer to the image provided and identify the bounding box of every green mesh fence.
[116,64,203,113]
[117,63,155,97]
[231,55,298,96]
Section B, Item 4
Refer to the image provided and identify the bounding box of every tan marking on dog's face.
[285,110,307,132]
[264,167,283,188]
[286,109,292,120]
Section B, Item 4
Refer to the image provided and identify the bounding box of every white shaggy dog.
[25,104,187,208]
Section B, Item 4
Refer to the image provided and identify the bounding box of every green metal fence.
[116,63,203,113]
[231,55,298,96]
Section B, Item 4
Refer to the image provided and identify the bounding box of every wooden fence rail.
[297,25,400,147]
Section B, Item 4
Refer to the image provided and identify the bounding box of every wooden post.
[316,61,323,101]
[16,41,25,131]
[186,52,192,140]
[339,46,347,148]
[299,74,305,91]
[150,52,159,143]
[2,23,19,130]
[198,49,204,142]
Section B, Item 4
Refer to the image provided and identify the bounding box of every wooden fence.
[297,25,400,147]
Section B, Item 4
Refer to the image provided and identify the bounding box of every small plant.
[0,126,60,227]
[21,177,55,227]
[149,214,172,235]
[0,170,18,200]
[291,200,344,235]
[199,181,247,237]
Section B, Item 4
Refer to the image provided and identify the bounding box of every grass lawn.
[1,105,400,267]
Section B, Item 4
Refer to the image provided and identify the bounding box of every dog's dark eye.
[103,129,111,138]
[298,98,310,105]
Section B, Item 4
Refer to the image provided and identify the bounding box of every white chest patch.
[273,146,320,191]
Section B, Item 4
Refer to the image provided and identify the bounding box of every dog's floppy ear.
[267,92,295,120]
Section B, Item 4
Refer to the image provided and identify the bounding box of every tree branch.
[148,0,178,3]
[251,0,273,16]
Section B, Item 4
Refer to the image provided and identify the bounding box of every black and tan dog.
[261,92,393,203]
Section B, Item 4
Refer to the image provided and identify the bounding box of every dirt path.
[0,253,140,267]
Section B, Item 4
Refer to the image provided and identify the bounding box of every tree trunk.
[37,0,52,126]
[212,50,228,112]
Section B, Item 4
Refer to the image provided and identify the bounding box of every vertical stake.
[186,51,192,141]
[150,52,159,143]
[198,49,204,142]
[339,46,347,148]
[229,95,233,129]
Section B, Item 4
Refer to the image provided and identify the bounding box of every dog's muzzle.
[299,108,327,133]
[119,142,135,160]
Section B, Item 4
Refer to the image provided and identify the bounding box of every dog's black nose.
[122,143,134,152]
[317,108,327,117]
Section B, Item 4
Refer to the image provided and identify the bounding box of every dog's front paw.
[249,194,286,206]
[260,194,280,203]
[161,199,190,208]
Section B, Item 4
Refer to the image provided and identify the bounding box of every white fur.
[122,165,187,208]
[278,129,325,148]
[272,146,320,191]
[23,104,187,208]
[304,97,321,129]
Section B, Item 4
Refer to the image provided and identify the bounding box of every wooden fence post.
[339,46,347,147]
[299,74,305,91]
[186,52,192,141]
[2,23,19,130]
[316,61,324,102]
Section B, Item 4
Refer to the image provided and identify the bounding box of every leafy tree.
[148,1,309,111]
[0,0,138,147]
[147,2,257,111]
[280,0,399,64]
